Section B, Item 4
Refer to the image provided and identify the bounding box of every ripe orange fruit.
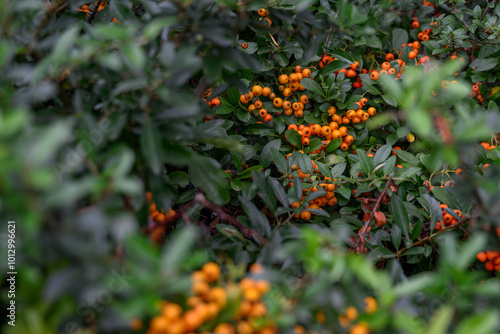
[381,62,391,70]
[408,51,417,59]
[300,95,309,104]
[202,262,221,282]
[258,8,268,17]
[254,100,263,108]
[340,142,349,150]
[278,74,289,84]
[388,68,396,75]
[300,210,311,220]
[385,53,394,61]
[252,85,263,96]
[263,114,272,122]
[262,87,271,96]
[259,109,268,117]
[214,323,235,334]
[302,68,311,78]
[344,135,354,145]
[412,21,420,29]
[242,43,248,49]
[273,97,283,107]
[346,69,356,78]
[283,88,292,97]
[370,71,379,80]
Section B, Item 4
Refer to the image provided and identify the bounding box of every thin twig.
[194,193,268,245]
[394,215,471,256]
[451,1,469,30]
[355,178,392,252]
[87,1,103,24]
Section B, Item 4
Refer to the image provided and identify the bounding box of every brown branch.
[193,193,268,245]
[451,1,469,30]
[87,1,103,24]
[324,27,334,50]
[394,215,472,257]
[355,178,392,252]
[33,0,69,37]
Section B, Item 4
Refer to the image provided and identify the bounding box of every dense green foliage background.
[1,0,500,333]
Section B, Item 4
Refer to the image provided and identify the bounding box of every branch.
[355,178,391,252]
[33,0,69,38]
[194,193,268,245]
[451,1,469,30]
[394,214,472,257]
[87,1,103,24]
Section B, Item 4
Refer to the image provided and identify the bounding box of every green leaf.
[330,50,354,64]
[315,160,331,178]
[300,78,324,96]
[307,138,323,153]
[141,119,165,175]
[390,195,410,246]
[373,144,392,167]
[285,129,302,149]
[239,196,271,238]
[291,175,302,201]
[298,153,314,174]
[357,149,372,174]
[426,305,453,334]
[326,139,342,152]
[216,224,245,242]
[331,163,347,178]
[392,28,408,49]
[423,194,443,232]
[260,139,281,168]
[270,148,289,174]
[392,223,402,249]
[236,165,263,179]
[383,156,396,175]
[395,150,419,166]
[469,58,498,72]
[454,310,499,334]
[189,157,229,205]
[161,226,196,271]
[319,60,350,76]
[269,177,290,207]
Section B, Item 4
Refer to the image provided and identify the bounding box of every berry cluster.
[146,263,277,334]
[435,204,462,230]
[476,251,500,273]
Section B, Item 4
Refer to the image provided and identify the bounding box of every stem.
[394,215,471,256]
[355,178,392,251]
[193,193,268,245]
[87,1,103,24]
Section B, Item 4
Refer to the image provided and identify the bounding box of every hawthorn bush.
[1,0,500,333]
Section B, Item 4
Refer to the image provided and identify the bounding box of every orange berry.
[477,252,487,262]
[370,71,379,80]
[273,97,283,107]
[258,8,268,17]
[381,62,391,70]
[412,21,420,29]
[259,109,268,117]
[278,74,289,84]
[252,85,263,96]
[202,262,221,282]
[242,43,248,49]
[302,68,311,78]
[300,210,311,220]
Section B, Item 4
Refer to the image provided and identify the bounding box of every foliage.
[1,0,500,333]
